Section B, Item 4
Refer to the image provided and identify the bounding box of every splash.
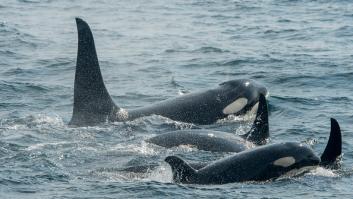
[144,164,173,183]
[278,166,318,180]
[217,106,257,124]
[159,116,197,130]
[29,114,64,127]
[1,114,64,130]
[308,167,338,177]
[170,144,199,152]
[26,141,72,151]
[110,141,158,156]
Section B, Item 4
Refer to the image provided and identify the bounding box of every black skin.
[117,162,207,173]
[165,118,342,184]
[147,130,248,152]
[69,18,267,127]
[146,93,269,152]
[320,118,342,167]
[127,79,267,125]
[165,142,321,184]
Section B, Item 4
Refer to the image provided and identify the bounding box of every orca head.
[220,79,268,115]
[267,142,320,178]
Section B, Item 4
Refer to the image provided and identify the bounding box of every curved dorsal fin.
[165,156,196,183]
[320,118,342,166]
[241,94,269,145]
[69,18,118,126]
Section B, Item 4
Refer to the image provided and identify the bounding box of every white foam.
[2,114,65,130]
[110,141,158,156]
[144,164,173,183]
[175,144,199,152]
[4,124,26,130]
[278,166,317,180]
[160,116,196,130]
[26,141,71,151]
[31,114,64,126]
[116,108,129,120]
[308,167,337,177]
[178,90,189,95]
[216,114,248,124]
[207,133,215,137]
[217,106,257,124]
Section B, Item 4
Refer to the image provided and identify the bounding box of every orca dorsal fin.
[241,94,269,145]
[165,156,196,183]
[320,118,342,166]
[69,18,118,126]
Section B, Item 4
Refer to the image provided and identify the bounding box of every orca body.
[69,18,268,126]
[165,119,342,184]
[148,130,248,152]
[147,94,269,152]
[118,162,208,173]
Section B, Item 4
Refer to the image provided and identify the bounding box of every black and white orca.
[69,18,268,126]
[165,118,342,184]
[146,94,269,152]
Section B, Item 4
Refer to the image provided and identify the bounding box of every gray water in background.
[0,0,353,198]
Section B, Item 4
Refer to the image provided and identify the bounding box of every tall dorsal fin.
[241,94,269,145]
[165,156,196,183]
[69,18,118,126]
[320,118,342,166]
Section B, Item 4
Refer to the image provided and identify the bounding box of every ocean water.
[0,0,353,198]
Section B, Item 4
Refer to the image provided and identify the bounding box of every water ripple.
[0,0,352,198]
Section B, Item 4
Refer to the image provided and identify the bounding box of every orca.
[146,94,269,152]
[117,162,208,173]
[69,18,268,126]
[165,118,342,184]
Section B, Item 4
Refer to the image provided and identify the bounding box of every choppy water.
[1,0,353,198]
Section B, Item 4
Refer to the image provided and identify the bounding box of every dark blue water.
[1,0,353,198]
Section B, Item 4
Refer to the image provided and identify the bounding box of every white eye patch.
[249,102,259,115]
[273,156,296,167]
[223,98,248,114]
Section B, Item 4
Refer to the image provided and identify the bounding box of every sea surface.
[0,0,353,198]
